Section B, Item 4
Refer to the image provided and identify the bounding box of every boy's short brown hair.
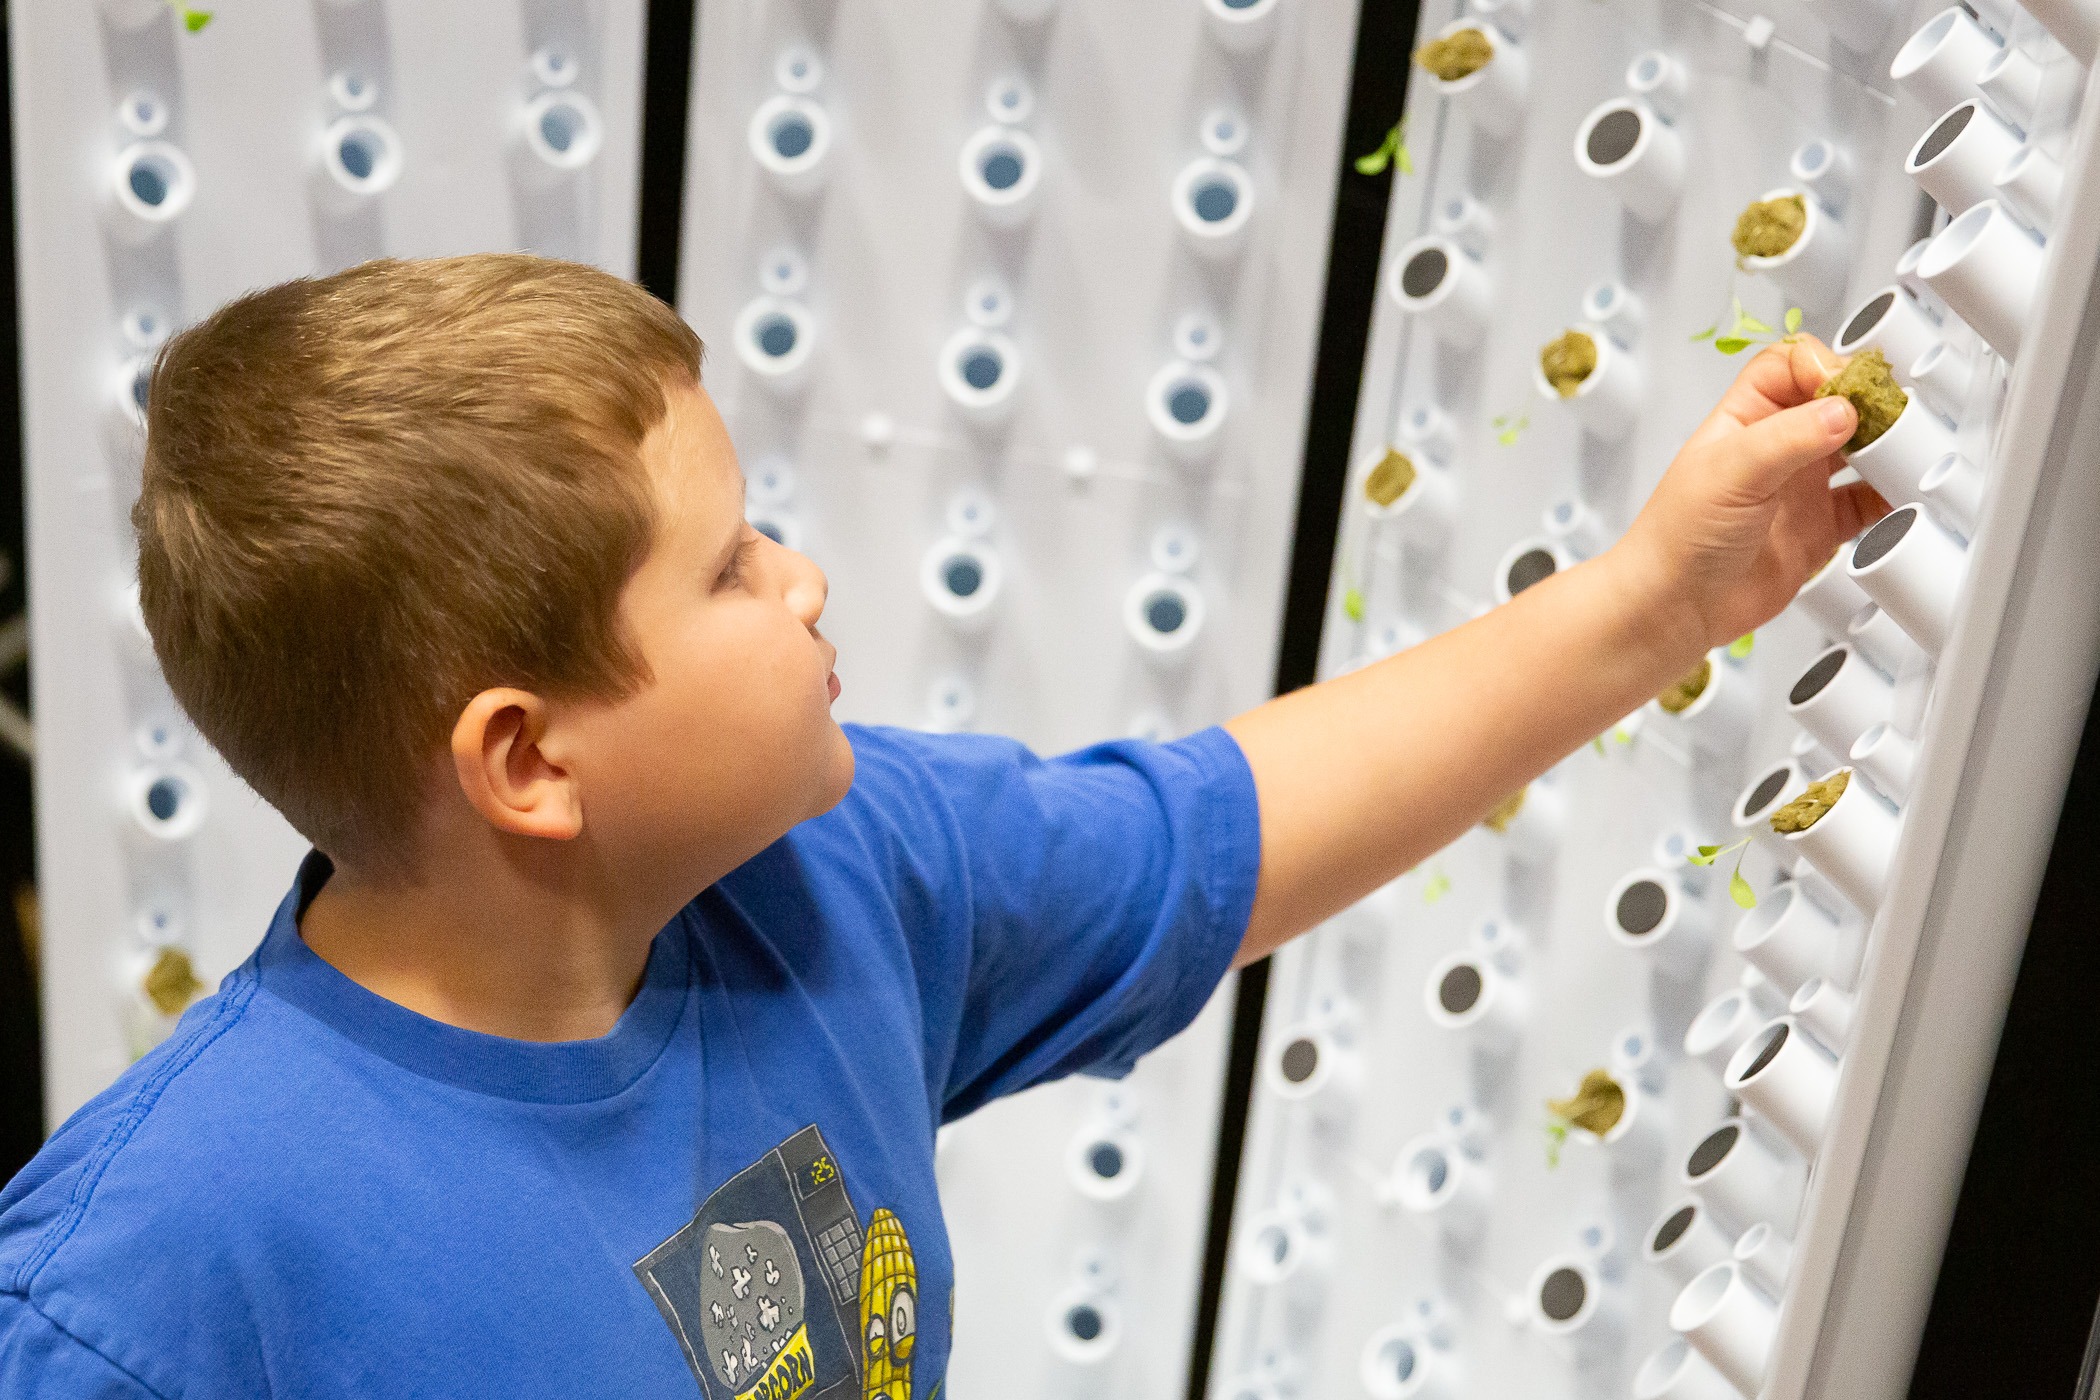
[134,254,703,873]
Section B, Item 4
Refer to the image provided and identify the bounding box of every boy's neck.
[297,838,673,1043]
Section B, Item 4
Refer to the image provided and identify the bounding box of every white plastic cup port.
[1792,725,1842,779]
[1791,976,1859,1051]
[1978,43,2046,130]
[1045,1288,1121,1370]
[1781,766,1901,916]
[1790,138,1852,212]
[110,141,196,233]
[959,125,1041,227]
[1606,868,1711,976]
[1656,647,1753,757]
[1573,98,1683,223]
[1124,573,1204,664]
[1145,361,1229,462]
[1386,236,1492,347]
[1634,1336,1743,1400]
[1431,193,1496,258]
[522,91,603,177]
[1732,881,1845,997]
[1850,720,1919,803]
[922,539,1001,632]
[1645,1198,1737,1288]
[1264,1022,1360,1119]
[1387,1132,1488,1244]
[1612,1022,1669,1096]
[1995,144,2063,231]
[1534,325,1642,441]
[1426,22,1528,139]
[1733,761,1810,863]
[1399,403,1458,465]
[937,328,1022,426]
[1582,279,1644,342]
[1726,1018,1839,1157]
[1492,538,1571,605]
[1424,950,1522,1051]
[732,296,816,395]
[1357,448,1457,545]
[1846,603,1929,679]
[1848,504,1968,656]
[1234,1194,1332,1289]
[2022,0,2100,64]
[318,115,404,206]
[1739,186,1847,309]
[1895,235,1942,311]
[748,94,831,198]
[1832,286,1943,381]
[1890,9,2003,116]
[1907,100,2023,218]
[1671,1262,1777,1398]
[1785,646,1894,763]
[1202,0,1280,53]
[1683,1118,1800,1233]
[1918,199,2044,360]
[1794,546,1874,641]
[1846,393,1959,505]
[1172,156,1255,258]
[1358,1323,1450,1400]
[1909,340,1977,422]
[1625,50,1687,121]
[1732,1221,1795,1295]
[1528,1255,1621,1358]
[127,763,209,841]
[1066,1124,1144,1205]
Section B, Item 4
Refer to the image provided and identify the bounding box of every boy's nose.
[783,550,828,628]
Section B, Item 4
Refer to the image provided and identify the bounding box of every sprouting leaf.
[1343,587,1366,622]
[1728,632,1755,659]
[1613,726,1633,746]
[1737,312,1774,335]
[1730,868,1759,909]
[1784,307,1804,334]
[1714,337,1753,355]
[1544,1119,1569,1169]
[1397,141,1415,176]
[1355,119,1408,177]
[1423,866,1452,904]
[1592,735,1607,757]
[185,9,213,31]
[1687,847,1719,866]
[1691,325,1717,342]
[1491,408,1529,446]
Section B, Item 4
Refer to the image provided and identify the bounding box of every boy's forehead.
[648,380,743,515]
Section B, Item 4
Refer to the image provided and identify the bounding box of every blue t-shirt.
[0,724,1259,1398]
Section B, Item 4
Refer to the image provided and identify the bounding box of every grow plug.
[1490,406,1531,446]
[1688,837,1759,910]
[166,0,213,31]
[1729,632,1755,660]
[1544,1069,1625,1166]
[1355,116,1414,178]
[1692,297,1804,356]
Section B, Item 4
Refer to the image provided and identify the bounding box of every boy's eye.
[716,533,759,588]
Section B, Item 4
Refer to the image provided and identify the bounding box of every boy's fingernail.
[1819,397,1856,433]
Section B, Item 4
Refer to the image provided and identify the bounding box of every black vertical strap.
[1183,3,1420,1396]
[635,0,699,306]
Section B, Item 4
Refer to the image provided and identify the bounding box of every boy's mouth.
[827,670,841,702]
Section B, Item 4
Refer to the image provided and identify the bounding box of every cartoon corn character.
[858,1209,917,1400]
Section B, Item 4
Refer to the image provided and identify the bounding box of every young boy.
[0,256,1872,1397]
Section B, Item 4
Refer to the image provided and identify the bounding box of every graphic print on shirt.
[633,1125,920,1400]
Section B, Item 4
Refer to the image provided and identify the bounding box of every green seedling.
[1421,864,1452,905]
[1688,836,1759,910]
[1491,407,1530,446]
[1355,117,1414,178]
[1693,298,1803,356]
[1728,632,1756,660]
[1544,1116,1569,1169]
[1342,587,1366,623]
[1589,722,1636,757]
[168,1,213,30]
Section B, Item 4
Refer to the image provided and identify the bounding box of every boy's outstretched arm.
[1226,339,1886,966]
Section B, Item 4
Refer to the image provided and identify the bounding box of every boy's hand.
[1613,337,1890,661]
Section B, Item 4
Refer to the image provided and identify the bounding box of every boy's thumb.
[1719,397,1856,500]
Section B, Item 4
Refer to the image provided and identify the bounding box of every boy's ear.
[449,688,584,842]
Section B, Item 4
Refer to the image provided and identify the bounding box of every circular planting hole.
[1087,1141,1124,1179]
[1192,177,1239,223]
[1506,548,1558,596]
[1653,1205,1696,1253]
[1400,246,1450,299]
[1915,103,1976,167]
[127,152,178,208]
[754,313,798,359]
[770,111,815,161]
[131,362,153,415]
[337,128,384,182]
[1854,506,1918,569]
[1841,290,1896,349]
[1587,107,1644,166]
[1438,963,1483,1015]
[980,143,1025,191]
[1374,1337,1417,1384]
[1741,1022,1790,1080]
[959,346,1003,391]
[1144,589,1188,635]
[1255,1223,1290,1266]
[1166,380,1212,426]
[1539,1267,1587,1323]
[1633,54,1663,84]
[145,775,187,823]
[942,555,984,599]
[1798,140,1833,176]
[1791,648,1848,706]
[1065,1304,1103,1342]
[1687,1123,1739,1179]
[1747,766,1793,814]
[1279,1036,1319,1084]
[539,101,586,155]
[1616,879,1669,936]
[1408,1146,1449,1196]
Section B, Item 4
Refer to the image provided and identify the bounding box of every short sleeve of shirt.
[831,725,1261,1120]
[0,1296,161,1398]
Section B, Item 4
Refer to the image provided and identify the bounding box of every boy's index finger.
[1685,336,1845,450]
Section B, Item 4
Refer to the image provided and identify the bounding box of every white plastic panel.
[15,0,646,1121]
[1210,2,2098,1398]
[675,2,1357,1394]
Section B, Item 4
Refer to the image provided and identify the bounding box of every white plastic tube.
[1785,646,1894,761]
[1918,199,2045,360]
[1573,98,1683,222]
[733,296,816,394]
[1683,1118,1799,1232]
[1065,1124,1144,1205]
[1387,1131,1489,1244]
[1672,1262,1777,1397]
[1909,338,1977,421]
[126,763,210,841]
[1627,50,1688,118]
[1846,391,1960,505]
[1791,138,1852,213]
[1781,767,1902,916]
[1534,325,1642,440]
[1386,236,1492,347]
[1978,43,2046,130]
[937,328,1022,426]
[749,95,831,198]
[1605,868,1711,977]
[1045,1288,1121,1373]
[2023,0,2100,63]
[1358,1324,1449,1400]
[1732,881,1845,998]
[1635,1336,1743,1400]
[1907,100,2023,217]
[1172,156,1255,258]
[1794,547,1874,640]
[1847,504,1968,656]
[1733,1222,1794,1295]
[1425,21,1528,139]
[318,115,404,206]
[1733,761,1810,863]
[521,91,602,179]
[1493,538,1571,604]
[1431,192,1496,257]
[1356,447,1457,545]
[1202,0,1280,53]
[1645,1197,1737,1287]
[1995,144,2064,231]
[1685,991,1767,1082]
[1791,976,1859,1053]
[1890,9,2003,117]
[960,125,1041,227]
[1528,1255,1620,1359]
[1739,187,1846,308]
[1263,1021,1360,1120]
[1145,361,1229,462]
[110,140,195,235]
[1831,286,1943,376]
[1124,573,1204,664]
[1661,650,1754,756]
[1851,720,1920,803]
[1846,603,1929,680]
[1726,1018,1840,1156]
[921,538,1001,631]
[1424,951,1521,1051]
